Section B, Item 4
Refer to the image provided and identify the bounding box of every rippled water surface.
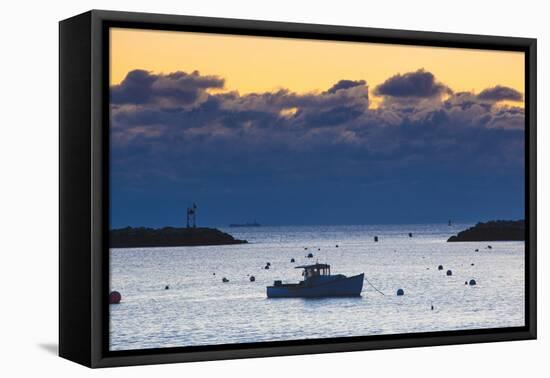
[109,224,525,351]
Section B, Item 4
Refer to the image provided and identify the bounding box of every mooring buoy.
[109,291,121,304]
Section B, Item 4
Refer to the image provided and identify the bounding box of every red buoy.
[109,291,121,304]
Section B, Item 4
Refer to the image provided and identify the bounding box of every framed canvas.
[59,10,537,368]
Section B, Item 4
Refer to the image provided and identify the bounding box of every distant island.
[229,221,261,228]
[110,227,248,248]
[447,220,525,242]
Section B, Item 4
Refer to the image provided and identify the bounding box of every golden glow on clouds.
[279,107,299,118]
[110,28,524,105]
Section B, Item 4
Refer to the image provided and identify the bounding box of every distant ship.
[229,221,261,228]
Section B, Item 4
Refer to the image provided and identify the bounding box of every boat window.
[302,266,331,278]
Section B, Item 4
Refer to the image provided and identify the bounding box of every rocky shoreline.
[110,226,248,248]
[447,220,525,242]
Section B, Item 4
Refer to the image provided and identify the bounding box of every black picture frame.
[59,9,537,368]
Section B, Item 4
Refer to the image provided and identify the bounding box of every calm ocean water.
[109,224,525,351]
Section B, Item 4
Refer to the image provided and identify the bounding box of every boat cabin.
[295,263,331,279]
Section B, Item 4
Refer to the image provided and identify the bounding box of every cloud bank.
[109,68,525,227]
[111,68,523,164]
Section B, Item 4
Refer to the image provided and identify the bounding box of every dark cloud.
[110,70,157,105]
[111,69,225,108]
[326,79,366,94]
[478,85,523,102]
[374,69,451,98]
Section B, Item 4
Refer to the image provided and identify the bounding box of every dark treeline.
[110,227,248,248]
[448,220,525,242]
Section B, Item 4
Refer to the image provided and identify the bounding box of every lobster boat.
[266,263,364,298]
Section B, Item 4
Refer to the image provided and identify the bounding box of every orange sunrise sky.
[110,27,525,107]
